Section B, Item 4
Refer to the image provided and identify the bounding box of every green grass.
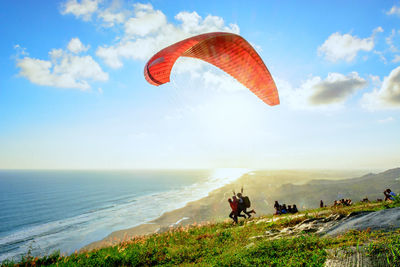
[2,200,400,267]
[365,231,400,266]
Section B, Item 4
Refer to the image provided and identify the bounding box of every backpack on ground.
[243,196,251,208]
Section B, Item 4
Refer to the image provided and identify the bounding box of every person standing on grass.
[237,192,256,218]
[228,196,246,223]
[228,197,238,223]
[234,187,256,218]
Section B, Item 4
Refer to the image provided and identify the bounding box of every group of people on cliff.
[228,187,256,223]
[273,201,298,215]
[327,188,397,207]
[332,198,353,207]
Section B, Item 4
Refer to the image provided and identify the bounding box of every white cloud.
[175,11,239,35]
[61,0,101,21]
[67,37,90,53]
[96,38,158,68]
[393,54,400,63]
[279,72,367,110]
[96,4,239,69]
[318,27,383,62]
[362,66,400,110]
[62,0,126,26]
[124,3,166,37]
[386,5,400,16]
[17,39,108,90]
[98,9,125,27]
[309,72,367,104]
[386,29,399,52]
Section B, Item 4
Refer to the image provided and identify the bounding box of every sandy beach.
[82,169,369,251]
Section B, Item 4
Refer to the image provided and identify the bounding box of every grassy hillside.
[148,168,400,227]
[3,200,400,267]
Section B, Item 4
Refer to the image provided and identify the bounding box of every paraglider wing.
[144,32,279,106]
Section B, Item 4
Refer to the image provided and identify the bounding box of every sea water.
[0,168,249,262]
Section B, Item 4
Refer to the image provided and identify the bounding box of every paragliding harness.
[243,196,251,208]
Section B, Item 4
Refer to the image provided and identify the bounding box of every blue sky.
[0,0,399,170]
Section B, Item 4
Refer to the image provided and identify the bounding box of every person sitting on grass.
[384,189,397,201]
[281,204,287,214]
[292,204,298,213]
[287,205,293,213]
[388,189,396,200]
[274,201,280,215]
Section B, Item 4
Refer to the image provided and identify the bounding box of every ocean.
[0,169,249,263]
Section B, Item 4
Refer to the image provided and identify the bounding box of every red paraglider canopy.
[144,32,279,106]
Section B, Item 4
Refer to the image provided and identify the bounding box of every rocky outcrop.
[249,213,347,240]
[249,207,400,241]
[325,207,400,236]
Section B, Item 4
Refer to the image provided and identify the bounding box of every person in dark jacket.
[228,196,246,223]
[274,201,280,215]
[228,197,238,223]
[292,204,298,213]
[236,192,256,218]
[287,205,293,213]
